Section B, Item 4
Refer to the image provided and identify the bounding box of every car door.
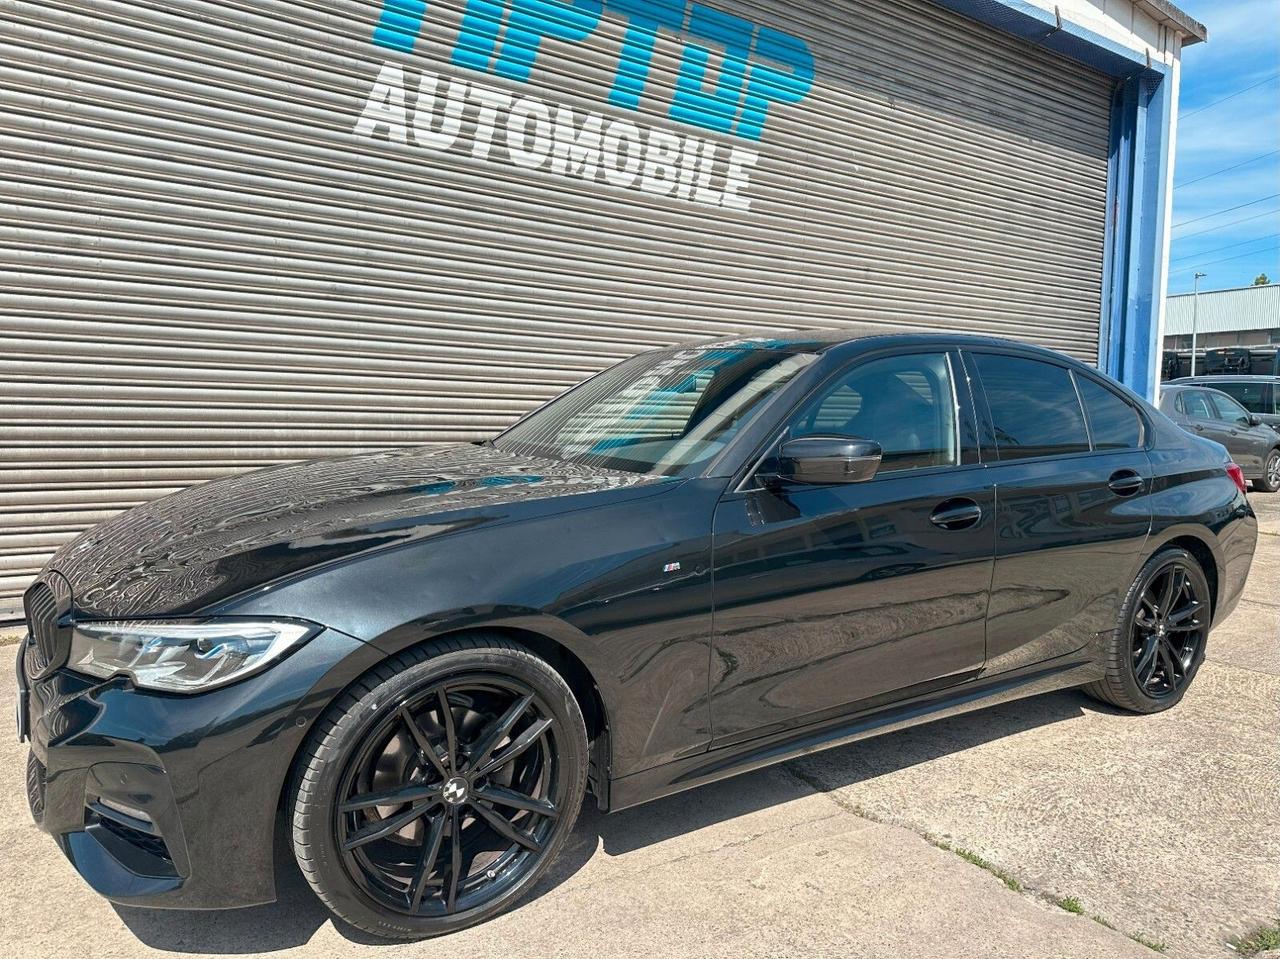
[1206,390,1269,471]
[1177,388,1235,449]
[966,351,1153,673]
[708,349,995,746]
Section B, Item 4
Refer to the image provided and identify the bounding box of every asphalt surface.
[1,496,1277,959]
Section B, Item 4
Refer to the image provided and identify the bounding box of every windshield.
[496,346,817,476]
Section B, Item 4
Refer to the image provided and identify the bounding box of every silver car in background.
[1160,384,1280,493]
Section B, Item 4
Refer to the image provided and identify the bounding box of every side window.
[1182,391,1214,420]
[1215,381,1265,414]
[1076,375,1143,450]
[790,353,959,474]
[1208,391,1251,427]
[972,353,1090,461]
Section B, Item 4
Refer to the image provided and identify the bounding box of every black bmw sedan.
[18,330,1257,939]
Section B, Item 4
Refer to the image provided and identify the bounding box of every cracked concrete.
[0,498,1275,958]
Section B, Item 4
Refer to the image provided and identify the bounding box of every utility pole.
[1190,272,1206,377]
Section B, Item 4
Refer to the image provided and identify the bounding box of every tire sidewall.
[1112,548,1210,712]
[292,643,588,939]
[1258,449,1280,493]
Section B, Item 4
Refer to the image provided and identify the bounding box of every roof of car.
[689,327,1071,356]
[1169,375,1280,382]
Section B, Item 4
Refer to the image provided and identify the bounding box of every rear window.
[972,353,1090,460]
[1076,375,1143,450]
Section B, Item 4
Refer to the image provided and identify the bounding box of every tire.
[1254,448,1280,493]
[1084,547,1211,714]
[290,634,589,939]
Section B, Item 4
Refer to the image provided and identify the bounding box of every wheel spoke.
[1166,621,1200,633]
[340,782,441,813]
[342,802,432,851]
[445,807,462,914]
[475,783,558,819]
[1134,640,1160,685]
[466,694,533,774]
[470,799,543,852]
[1157,567,1179,615]
[438,688,459,772]
[1157,641,1181,688]
[399,705,450,780]
[408,813,446,912]
[1167,600,1201,626]
[474,717,553,778]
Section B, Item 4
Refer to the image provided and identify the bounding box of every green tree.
[1254,273,1271,286]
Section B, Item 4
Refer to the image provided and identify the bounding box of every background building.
[0,0,1206,619]
[1163,284,1280,350]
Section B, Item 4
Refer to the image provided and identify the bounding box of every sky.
[1166,0,1280,294]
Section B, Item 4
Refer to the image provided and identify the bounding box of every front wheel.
[1255,448,1280,493]
[290,635,589,939]
[1084,548,1210,713]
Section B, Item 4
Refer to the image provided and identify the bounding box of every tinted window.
[1180,390,1215,420]
[1213,381,1268,414]
[973,353,1089,460]
[791,353,958,474]
[497,346,816,475]
[1076,375,1143,450]
[1208,391,1252,426]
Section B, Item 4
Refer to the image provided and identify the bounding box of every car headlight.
[68,619,318,693]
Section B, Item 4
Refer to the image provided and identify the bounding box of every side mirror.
[1249,414,1264,427]
[777,436,882,485]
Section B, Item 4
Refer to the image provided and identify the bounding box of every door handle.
[930,499,983,531]
[1108,470,1145,497]
[1192,424,1205,431]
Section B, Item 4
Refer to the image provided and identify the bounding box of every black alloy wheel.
[291,636,588,939]
[1084,547,1210,713]
[1129,563,1206,699]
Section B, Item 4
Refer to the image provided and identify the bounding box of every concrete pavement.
[1,499,1276,958]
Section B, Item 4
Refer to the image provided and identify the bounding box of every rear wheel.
[1255,448,1280,493]
[290,635,588,939]
[1084,548,1210,713]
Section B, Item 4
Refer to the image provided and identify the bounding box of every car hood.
[48,443,666,619]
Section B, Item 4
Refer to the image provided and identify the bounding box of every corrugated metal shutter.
[0,0,1112,618]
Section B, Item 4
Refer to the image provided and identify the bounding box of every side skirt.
[607,652,1105,812]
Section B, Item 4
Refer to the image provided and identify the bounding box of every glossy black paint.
[20,331,1257,911]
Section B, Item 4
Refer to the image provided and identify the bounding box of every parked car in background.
[1168,375,1280,432]
[20,331,1258,939]
[1159,383,1280,492]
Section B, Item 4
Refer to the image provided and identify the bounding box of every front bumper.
[19,627,382,909]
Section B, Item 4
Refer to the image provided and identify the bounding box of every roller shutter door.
[0,0,1113,617]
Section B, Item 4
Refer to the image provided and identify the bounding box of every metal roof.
[1164,285,1280,336]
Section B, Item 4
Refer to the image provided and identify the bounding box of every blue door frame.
[931,0,1174,399]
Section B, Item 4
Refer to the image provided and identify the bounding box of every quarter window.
[972,353,1090,461]
[790,353,959,474]
[1076,375,1143,450]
